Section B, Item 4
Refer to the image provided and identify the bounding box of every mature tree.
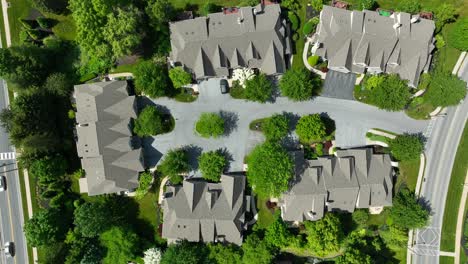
[195,112,225,138]
[65,234,103,264]
[247,142,293,198]
[295,114,327,143]
[29,155,67,187]
[357,0,376,10]
[262,113,289,141]
[100,226,140,264]
[311,0,323,11]
[280,0,300,10]
[368,74,411,111]
[364,75,385,90]
[352,209,369,227]
[389,188,429,229]
[200,2,220,16]
[104,6,142,59]
[159,148,190,178]
[424,71,467,107]
[395,0,420,14]
[264,215,293,248]
[31,0,68,14]
[143,247,162,264]
[74,201,112,237]
[0,45,52,88]
[24,209,67,246]
[336,248,371,264]
[81,244,104,264]
[134,106,164,137]
[207,243,242,264]
[279,68,321,101]
[169,67,192,89]
[379,226,408,251]
[44,73,73,97]
[242,233,275,264]
[161,240,209,264]
[304,214,343,257]
[390,134,424,161]
[135,172,154,199]
[146,0,174,27]
[134,60,171,98]
[434,3,457,32]
[244,73,273,103]
[198,150,227,182]
[449,18,468,51]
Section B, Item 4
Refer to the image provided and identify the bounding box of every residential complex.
[162,174,250,245]
[168,2,291,79]
[74,81,145,196]
[311,5,435,87]
[280,148,394,222]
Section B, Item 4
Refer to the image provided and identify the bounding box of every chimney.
[393,23,402,29]
[410,16,420,23]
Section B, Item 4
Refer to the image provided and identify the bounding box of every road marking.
[0,153,14,161]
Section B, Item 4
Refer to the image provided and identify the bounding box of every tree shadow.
[141,137,163,168]
[281,134,300,150]
[183,144,203,171]
[283,112,301,130]
[219,110,239,136]
[217,147,234,172]
[320,112,336,135]
[418,196,433,215]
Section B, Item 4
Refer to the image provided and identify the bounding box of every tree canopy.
[304,214,343,256]
[169,67,192,89]
[100,226,140,264]
[295,114,327,143]
[74,201,112,237]
[24,209,68,246]
[29,155,67,187]
[262,113,289,141]
[434,3,457,32]
[198,150,227,182]
[159,148,190,179]
[390,134,424,161]
[161,240,209,264]
[207,243,242,264]
[395,0,420,14]
[336,248,371,264]
[133,106,164,137]
[357,0,376,10]
[279,68,321,101]
[424,71,467,107]
[195,112,225,138]
[247,142,293,198]
[448,18,468,51]
[389,188,429,229]
[244,73,273,103]
[146,0,174,27]
[264,215,293,248]
[135,172,154,199]
[242,233,275,264]
[134,60,171,98]
[367,74,411,111]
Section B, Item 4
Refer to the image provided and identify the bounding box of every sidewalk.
[454,172,468,264]
[1,0,11,47]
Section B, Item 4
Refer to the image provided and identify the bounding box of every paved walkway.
[303,39,326,79]
[454,172,468,264]
[158,176,169,205]
[1,0,11,47]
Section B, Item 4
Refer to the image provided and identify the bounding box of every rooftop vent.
[237,17,243,24]
[393,23,402,29]
[410,16,420,23]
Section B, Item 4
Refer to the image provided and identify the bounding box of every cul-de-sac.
[0,0,466,263]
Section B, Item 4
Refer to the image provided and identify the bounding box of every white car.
[4,242,13,257]
[0,176,5,192]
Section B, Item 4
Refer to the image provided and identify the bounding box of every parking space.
[197,78,231,103]
[322,70,356,100]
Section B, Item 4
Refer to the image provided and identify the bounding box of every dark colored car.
[4,242,14,257]
[220,79,229,94]
[0,176,5,192]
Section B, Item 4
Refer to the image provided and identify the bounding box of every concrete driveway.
[322,70,357,100]
[142,87,429,174]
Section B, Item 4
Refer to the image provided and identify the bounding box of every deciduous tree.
[279,68,321,101]
[424,71,467,107]
[134,60,171,98]
[198,150,227,182]
[389,188,429,229]
[247,142,293,198]
[242,233,275,264]
[304,214,343,256]
[244,73,273,103]
[161,240,209,264]
[448,18,468,51]
[133,106,164,137]
[434,3,457,32]
[195,112,225,138]
[390,134,424,161]
[24,209,68,246]
[207,243,242,264]
[100,226,140,264]
[169,66,192,89]
[104,6,142,59]
[262,113,289,141]
[264,215,293,248]
[368,74,411,111]
[295,114,327,143]
[29,155,67,187]
[395,0,420,14]
[159,148,190,179]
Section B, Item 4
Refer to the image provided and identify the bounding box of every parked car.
[4,242,14,257]
[0,176,5,192]
[220,79,229,94]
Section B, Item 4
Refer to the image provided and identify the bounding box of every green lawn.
[440,123,468,252]
[439,256,455,264]
[291,0,308,70]
[460,196,468,263]
[17,168,34,263]
[0,0,8,47]
[46,13,76,41]
[366,132,391,144]
[6,0,30,45]
[171,0,242,10]
[398,159,421,192]
[256,196,275,229]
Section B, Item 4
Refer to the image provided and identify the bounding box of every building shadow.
[141,137,163,168]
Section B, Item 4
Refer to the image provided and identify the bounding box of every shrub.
[37,17,56,29]
[169,66,192,89]
[390,134,424,161]
[435,34,446,49]
[159,148,190,179]
[448,18,468,51]
[134,60,171,98]
[296,114,327,143]
[311,0,323,11]
[262,114,289,141]
[195,112,225,138]
[229,80,245,99]
[308,55,319,67]
[357,0,376,10]
[389,188,429,229]
[27,29,47,40]
[135,172,153,199]
[368,74,411,111]
[303,17,319,36]
[396,0,420,14]
[288,11,299,31]
[198,150,227,182]
[434,3,457,32]
[315,143,324,156]
[133,106,164,137]
[279,68,321,101]
[424,71,467,107]
[244,73,273,103]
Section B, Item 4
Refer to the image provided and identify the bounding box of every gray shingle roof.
[169,3,291,79]
[313,5,435,87]
[162,175,247,245]
[280,148,393,222]
[74,81,144,196]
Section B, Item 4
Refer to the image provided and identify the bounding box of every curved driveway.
[145,83,429,172]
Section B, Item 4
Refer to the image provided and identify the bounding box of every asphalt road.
[0,82,28,263]
[145,78,429,173]
[412,59,468,263]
